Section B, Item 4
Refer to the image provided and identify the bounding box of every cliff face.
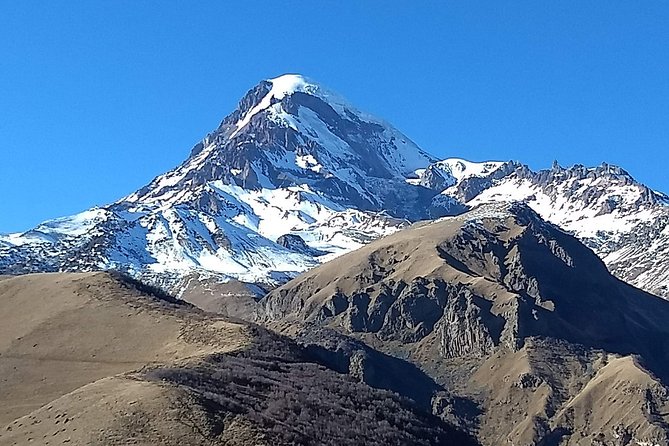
[262,202,669,445]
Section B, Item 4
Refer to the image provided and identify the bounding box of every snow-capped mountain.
[0,75,449,293]
[421,159,669,297]
[1,74,667,299]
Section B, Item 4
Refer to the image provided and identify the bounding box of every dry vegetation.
[0,272,476,446]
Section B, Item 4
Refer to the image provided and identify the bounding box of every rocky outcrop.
[437,159,669,298]
[275,233,326,256]
[261,202,669,445]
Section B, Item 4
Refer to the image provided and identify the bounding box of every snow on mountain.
[0,74,439,293]
[433,161,669,297]
[409,158,506,184]
[1,74,668,301]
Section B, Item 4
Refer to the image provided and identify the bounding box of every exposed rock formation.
[262,202,669,445]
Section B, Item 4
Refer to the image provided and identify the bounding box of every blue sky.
[1,2,668,232]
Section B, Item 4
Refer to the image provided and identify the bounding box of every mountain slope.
[0,272,249,426]
[126,74,437,212]
[262,202,669,445]
[426,160,669,297]
[0,272,476,446]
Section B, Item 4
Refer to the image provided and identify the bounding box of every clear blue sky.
[1,2,668,233]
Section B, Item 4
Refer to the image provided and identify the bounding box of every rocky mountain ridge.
[261,202,669,445]
[430,160,669,296]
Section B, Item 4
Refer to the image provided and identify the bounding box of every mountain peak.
[137,73,438,217]
[225,73,358,138]
[266,73,315,95]
[230,74,315,137]
[264,73,351,105]
[231,74,319,132]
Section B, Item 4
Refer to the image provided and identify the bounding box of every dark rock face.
[419,165,452,190]
[290,325,444,407]
[131,76,444,220]
[216,80,274,133]
[266,203,669,361]
[260,203,669,445]
[276,234,326,256]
